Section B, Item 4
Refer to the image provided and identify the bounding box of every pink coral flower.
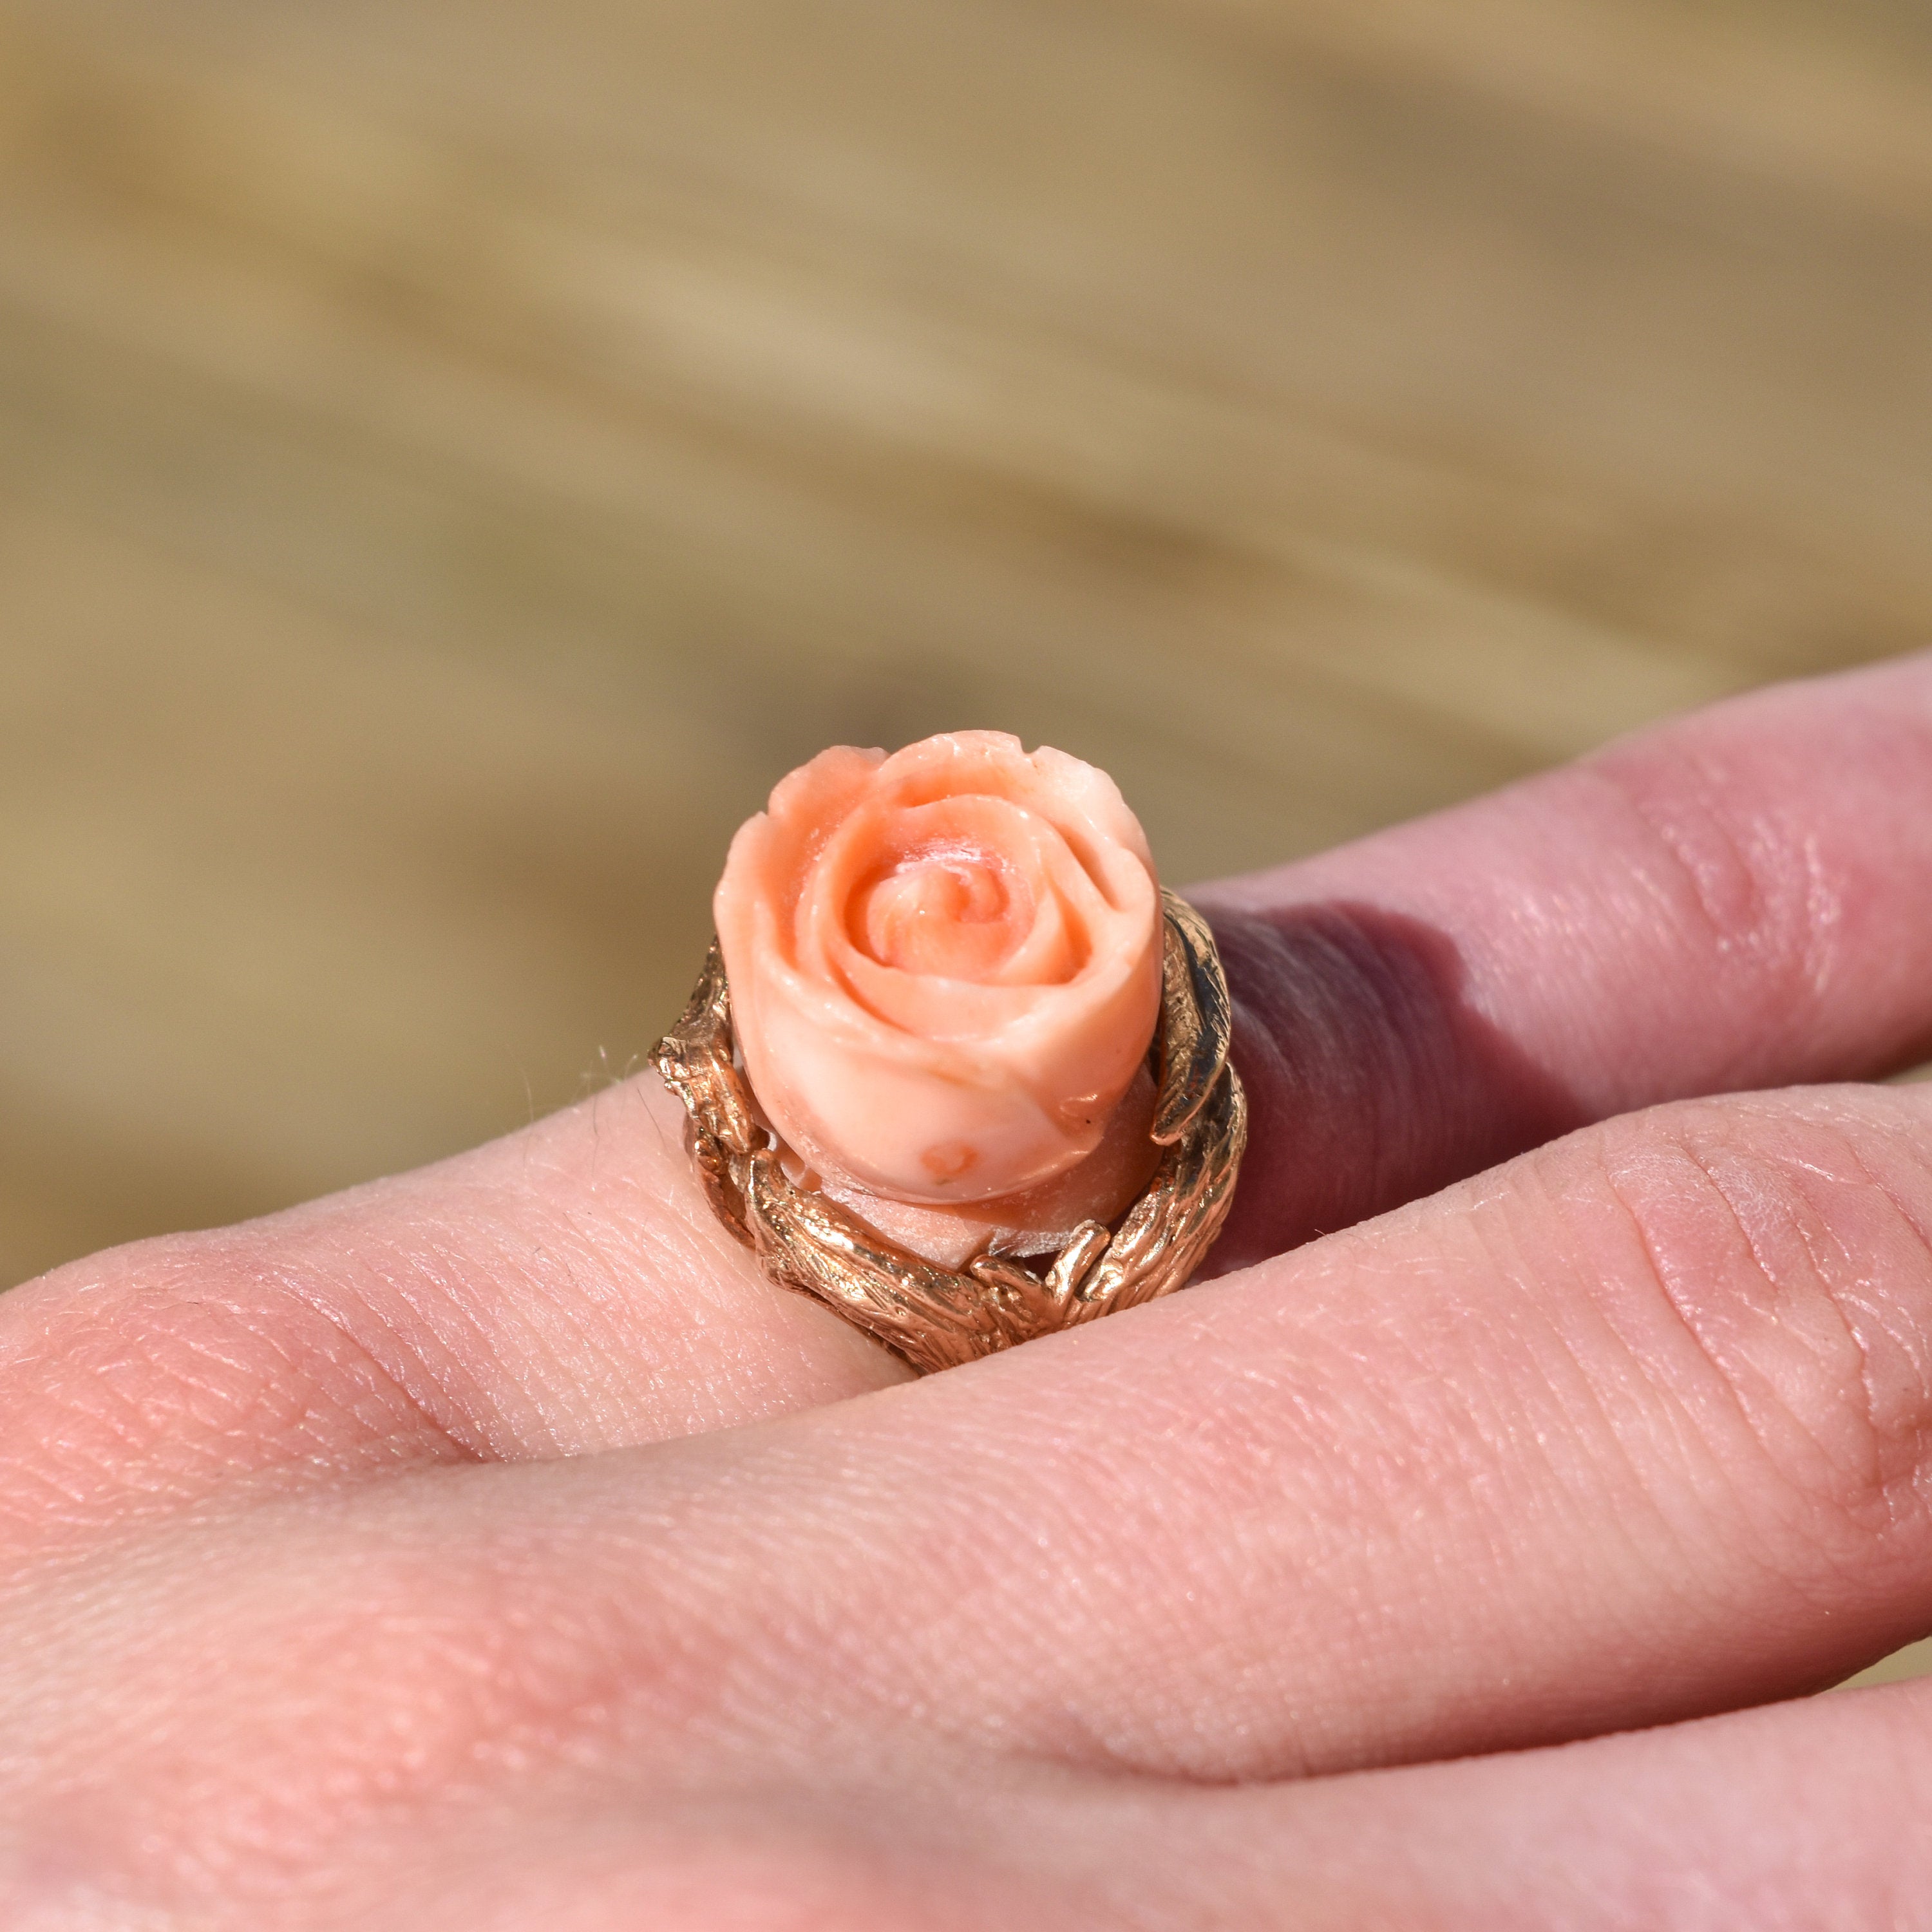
[715,733,1164,1243]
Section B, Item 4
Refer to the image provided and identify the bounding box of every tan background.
[2,0,1929,1685]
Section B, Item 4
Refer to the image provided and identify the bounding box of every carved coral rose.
[714,732,1164,1259]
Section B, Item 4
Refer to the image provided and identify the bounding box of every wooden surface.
[3,0,1930,1296]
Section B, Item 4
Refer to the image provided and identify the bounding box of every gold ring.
[650,889,1247,1374]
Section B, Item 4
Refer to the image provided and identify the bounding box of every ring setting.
[652,888,1247,1374]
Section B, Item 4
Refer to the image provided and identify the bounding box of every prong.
[650,939,762,1155]
[1045,1220,1112,1303]
[968,1253,1059,1330]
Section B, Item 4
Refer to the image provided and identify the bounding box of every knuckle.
[0,1231,456,1556]
[1589,1087,1932,1540]
[1591,744,1842,1031]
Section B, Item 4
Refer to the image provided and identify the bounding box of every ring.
[650,888,1247,1374]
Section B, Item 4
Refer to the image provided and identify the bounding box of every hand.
[7,656,1932,1926]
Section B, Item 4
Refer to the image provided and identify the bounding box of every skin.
[7,654,1932,1927]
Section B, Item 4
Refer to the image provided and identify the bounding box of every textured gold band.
[650,889,1247,1374]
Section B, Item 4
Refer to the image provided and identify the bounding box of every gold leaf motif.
[1151,888,1235,1146]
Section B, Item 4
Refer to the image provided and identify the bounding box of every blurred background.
[3,0,1931,1676]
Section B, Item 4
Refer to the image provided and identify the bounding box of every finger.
[0,1074,908,1557]
[397,1680,1932,1931]
[724,1080,1932,1782]
[17,1079,1932,1800]
[13,1405,1931,1931]
[38,1084,1932,1795]
[1199,648,1932,1269]
[211,1076,1923,1792]
[1043,1677,1932,1931]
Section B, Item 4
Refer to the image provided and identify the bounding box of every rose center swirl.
[852,844,1030,980]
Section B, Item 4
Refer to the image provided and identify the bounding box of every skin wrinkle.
[1530,1159,1832,1677]
[440,1210,636,1451]
[1595,719,1922,1072]
[1597,1102,1932,1595]
[1605,755,1784,967]
[1692,1110,1932,1531]
[0,1267,473,1569]
[296,1180,671,1455]
[105,1317,381,1497]
[290,1236,519,1463]
[1597,1137,1778,1457]
[1583,1138,1889,1649]
[1833,1121,1932,1506]
[1711,1139,1904,1522]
